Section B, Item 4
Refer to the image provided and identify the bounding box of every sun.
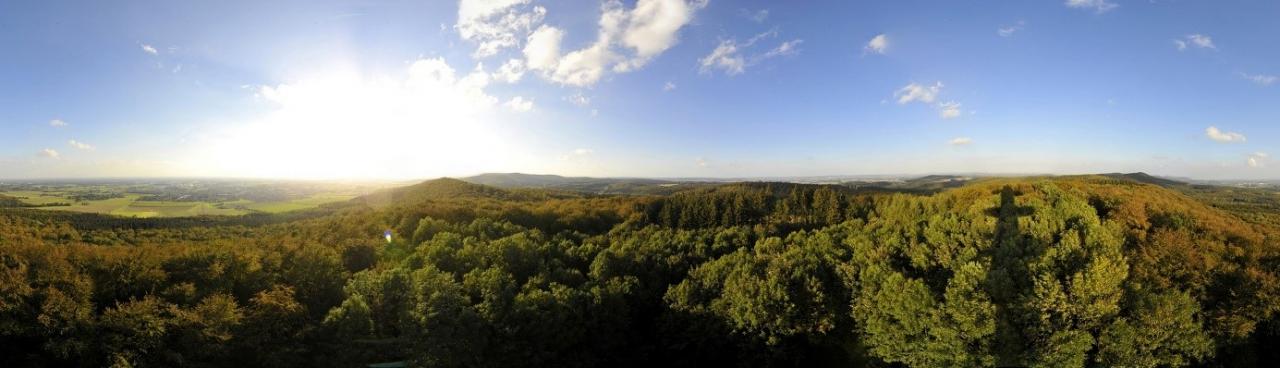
[188,59,516,180]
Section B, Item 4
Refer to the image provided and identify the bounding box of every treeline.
[2,177,1279,367]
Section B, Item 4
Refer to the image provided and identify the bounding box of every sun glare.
[189,59,513,180]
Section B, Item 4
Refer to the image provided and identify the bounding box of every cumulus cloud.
[1248,152,1269,168]
[949,137,973,146]
[494,59,526,83]
[68,140,94,151]
[141,44,158,55]
[1241,73,1277,86]
[456,0,547,58]
[938,101,963,119]
[1175,34,1215,51]
[1205,126,1246,143]
[864,34,888,54]
[896,82,965,119]
[1065,0,1117,13]
[663,81,676,91]
[520,0,705,86]
[38,148,59,159]
[895,82,943,104]
[504,96,533,112]
[998,21,1025,37]
[49,119,68,127]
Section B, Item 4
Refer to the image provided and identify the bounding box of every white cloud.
[695,157,709,167]
[504,96,533,112]
[566,92,590,107]
[761,39,803,58]
[741,9,768,23]
[698,30,799,76]
[68,140,94,151]
[38,148,59,159]
[663,81,676,91]
[938,101,962,119]
[864,34,888,55]
[1065,0,1118,13]
[1187,34,1214,49]
[998,21,1025,37]
[616,0,705,71]
[494,59,526,83]
[456,0,547,58]
[1241,73,1277,86]
[49,119,68,127]
[141,44,158,55]
[1175,34,1215,51]
[1205,126,1246,143]
[523,25,564,71]
[949,137,973,146]
[1248,152,1269,168]
[699,40,745,75]
[519,0,705,86]
[895,82,943,104]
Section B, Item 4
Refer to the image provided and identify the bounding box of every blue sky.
[1,0,1277,180]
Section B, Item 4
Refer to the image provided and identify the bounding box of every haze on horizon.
[2,0,1278,181]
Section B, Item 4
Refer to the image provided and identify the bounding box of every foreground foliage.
[2,177,1278,367]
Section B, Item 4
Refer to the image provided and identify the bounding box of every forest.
[2,175,1279,367]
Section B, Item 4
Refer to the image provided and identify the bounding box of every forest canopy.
[2,176,1279,367]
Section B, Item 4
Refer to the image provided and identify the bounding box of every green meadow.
[0,190,357,218]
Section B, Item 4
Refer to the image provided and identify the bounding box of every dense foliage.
[2,177,1279,367]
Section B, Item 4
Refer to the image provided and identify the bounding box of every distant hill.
[1101,172,1187,187]
[462,173,700,195]
[353,177,573,208]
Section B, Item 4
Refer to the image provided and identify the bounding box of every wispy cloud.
[864,34,888,55]
[699,40,745,75]
[1065,0,1118,13]
[141,44,158,55]
[38,148,59,159]
[1205,126,1246,143]
[49,119,68,127]
[997,21,1025,37]
[949,137,973,146]
[663,81,676,91]
[1248,152,1268,168]
[1240,72,1277,86]
[559,148,594,161]
[1175,34,1215,51]
[761,39,803,58]
[504,96,533,112]
[938,102,963,119]
[740,8,768,23]
[566,92,590,107]
[68,140,95,151]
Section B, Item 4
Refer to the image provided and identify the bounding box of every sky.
[1,0,1278,180]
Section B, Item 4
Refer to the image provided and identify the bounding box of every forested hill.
[3,175,1279,367]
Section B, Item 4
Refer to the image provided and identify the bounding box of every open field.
[0,180,383,217]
